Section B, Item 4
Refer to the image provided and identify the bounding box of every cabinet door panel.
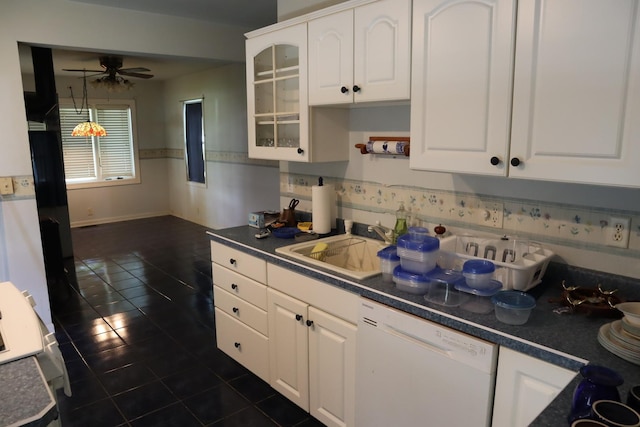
[308,10,354,105]
[308,307,356,427]
[354,0,412,103]
[246,23,310,161]
[510,0,640,186]
[268,289,309,410]
[410,0,515,175]
[492,347,576,427]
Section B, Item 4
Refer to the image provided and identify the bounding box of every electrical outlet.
[477,202,504,228]
[0,177,14,195]
[87,208,94,216]
[606,217,630,248]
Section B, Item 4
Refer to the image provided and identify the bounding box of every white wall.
[164,64,280,229]
[0,0,256,328]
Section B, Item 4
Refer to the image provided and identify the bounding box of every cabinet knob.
[352,85,361,93]
[510,157,521,167]
[490,156,501,166]
[234,342,241,348]
[341,86,349,94]
[229,258,236,265]
[295,314,303,321]
[306,320,314,327]
[232,307,239,313]
[297,148,304,154]
[231,283,238,290]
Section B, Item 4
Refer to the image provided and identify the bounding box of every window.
[59,99,140,188]
[184,100,205,184]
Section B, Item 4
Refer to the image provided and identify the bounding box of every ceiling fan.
[63,55,154,80]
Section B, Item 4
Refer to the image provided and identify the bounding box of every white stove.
[0,281,45,364]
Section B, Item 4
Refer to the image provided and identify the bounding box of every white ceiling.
[20,0,278,81]
[69,0,278,28]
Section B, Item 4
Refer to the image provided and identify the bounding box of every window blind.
[60,108,96,180]
[95,106,134,179]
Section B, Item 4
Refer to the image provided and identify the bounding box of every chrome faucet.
[368,221,394,244]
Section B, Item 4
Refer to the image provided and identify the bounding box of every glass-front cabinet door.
[247,23,309,161]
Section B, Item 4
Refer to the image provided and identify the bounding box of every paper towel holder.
[355,136,410,156]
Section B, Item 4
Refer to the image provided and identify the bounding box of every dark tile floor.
[52,216,324,427]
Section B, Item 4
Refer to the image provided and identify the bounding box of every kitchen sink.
[275,234,387,280]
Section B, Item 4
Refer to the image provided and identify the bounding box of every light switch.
[0,177,14,195]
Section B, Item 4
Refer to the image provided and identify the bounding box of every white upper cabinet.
[246,23,349,162]
[308,0,412,105]
[411,0,640,187]
[410,0,516,175]
[509,0,640,187]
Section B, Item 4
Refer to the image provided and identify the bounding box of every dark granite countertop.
[0,356,57,427]
[208,226,640,427]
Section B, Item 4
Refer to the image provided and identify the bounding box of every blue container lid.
[491,290,536,309]
[392,265,432,284]
[462,259,496,274]
[377,245,400,261]
[397,234,439,252]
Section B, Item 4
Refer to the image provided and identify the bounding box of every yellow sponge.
[311,242,329,261]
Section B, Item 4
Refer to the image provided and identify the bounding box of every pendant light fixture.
[69,71,107,137]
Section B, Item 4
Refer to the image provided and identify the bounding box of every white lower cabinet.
[268,264,358,427]
[492,347,577,427]
[211,243,269,382]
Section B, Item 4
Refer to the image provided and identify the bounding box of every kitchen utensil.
[271,227,300,239]
[288,198,299,210]
[279,207,297,227]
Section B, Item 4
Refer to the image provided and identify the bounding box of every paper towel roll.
[312,184,334,234]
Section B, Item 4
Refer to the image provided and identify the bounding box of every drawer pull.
[232,307,239,313]
[231,283,238,290]
[306,320,314,327]
[234,342,241,348]
[229,258,236,265]
[295,314,303,322]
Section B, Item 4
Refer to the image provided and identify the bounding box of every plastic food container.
[392,266,432,295]
[377,246,401,283]
[423,268,466,306]
[455,280,502,314]
[492,290,536,325]
[408,226,429,241]
[397,234,440,274]
[462,259,496,289]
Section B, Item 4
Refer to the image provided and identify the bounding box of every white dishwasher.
[355,298,497,427]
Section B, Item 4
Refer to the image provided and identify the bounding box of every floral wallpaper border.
[141,149,278,167]
[280,172,640,255]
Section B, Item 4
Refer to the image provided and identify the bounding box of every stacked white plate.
[598,318,640,366]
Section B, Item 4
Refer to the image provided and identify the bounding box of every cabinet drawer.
[213,264,267,310]
[214,285,268,336]
[215,308,269,382]
[211,241,267,283]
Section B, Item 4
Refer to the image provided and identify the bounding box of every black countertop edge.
[207,227,640,427]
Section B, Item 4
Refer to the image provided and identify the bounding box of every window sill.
[66,177,140,190]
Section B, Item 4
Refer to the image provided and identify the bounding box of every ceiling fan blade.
[118,67,151,73]
[62,69,104,73]
[118,71,154,79]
